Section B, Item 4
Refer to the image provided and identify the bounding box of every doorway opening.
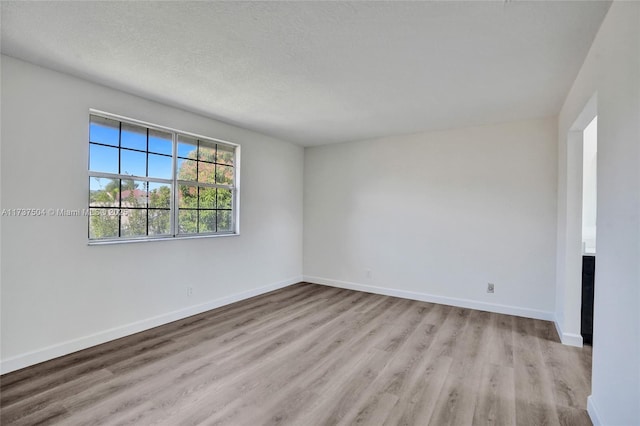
[557,93,596,348]
[580,116,597,345]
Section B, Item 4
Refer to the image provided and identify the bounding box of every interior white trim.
[554,318,584,347]
[0,276,302,375]
[587,395,602,426]
[303,276,554,321]
[570,93,598,131]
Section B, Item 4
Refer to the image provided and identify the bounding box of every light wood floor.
[1,283,592,426]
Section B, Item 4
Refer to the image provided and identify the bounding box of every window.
[88,112,239,242]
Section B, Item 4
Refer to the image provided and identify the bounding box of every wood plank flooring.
[0,283,592,425]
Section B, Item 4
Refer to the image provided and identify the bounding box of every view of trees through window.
[88,114,237,241]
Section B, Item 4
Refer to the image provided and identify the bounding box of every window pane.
[90,115,119,147]
[217,144,234,165]
[90,177,119,207]
[148,154,172,179]
[149,182,171,208]
[217,188,232,209]
[199,187,216,209]
[149,129,172,155]
[119,180,147,207]
[121,149,146,177]
[217,210,233,232]
[178,184,198,208]
[89,115,238,240]
[177,135,197,159]
[121,208,147,237]
[198,162,216,184]
[89,144,119,174]
[179,210,198,234]
[177,159,197,181]
[198,143,216,162]
[121,122,147,151]
[199,210,216,232]
[148,209,171,235]
[216,165,234,185]
[89,209,120,239]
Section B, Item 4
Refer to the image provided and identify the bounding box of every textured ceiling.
[1,1,610,146]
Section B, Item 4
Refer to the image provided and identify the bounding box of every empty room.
[1,1,638,425]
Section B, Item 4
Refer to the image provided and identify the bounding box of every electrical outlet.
[187,286,194,297]
[487,283,495,294]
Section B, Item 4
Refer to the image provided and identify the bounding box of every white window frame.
[88,109,240,244]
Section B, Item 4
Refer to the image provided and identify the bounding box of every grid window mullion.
[146,129,149,237]
[118,121,122,238]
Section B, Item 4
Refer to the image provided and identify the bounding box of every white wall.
[556,2,640,425]
[582,117,597,254]
[304,117,558,319]
[0,56,304,373]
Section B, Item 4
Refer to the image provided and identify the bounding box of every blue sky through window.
[121,123,146,150]
[177,140,197,158]
[89,144,118,174]
[89,117,119,146]
[149,132,172,155]
[121,149,146,176]
[90,121,173,179]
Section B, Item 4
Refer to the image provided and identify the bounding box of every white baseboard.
[0,276,302,375]
[303,276,554,321]
[553,319,584,347]
[587,395,602,426]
